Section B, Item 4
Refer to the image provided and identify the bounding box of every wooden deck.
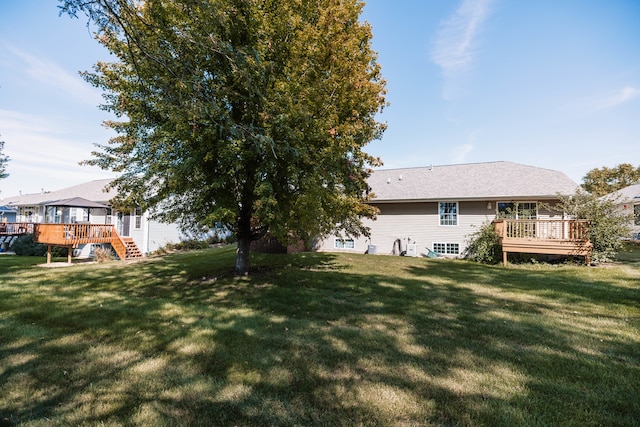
[1,222,141,263]
[0,222,35,235]
[493,219,593,266]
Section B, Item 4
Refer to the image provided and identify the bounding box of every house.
[319,161,580,257]
[0,205,17,223]
[1,179,184,257]
[608,182,640,240]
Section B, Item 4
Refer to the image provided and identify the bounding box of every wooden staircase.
[122,237,142,259]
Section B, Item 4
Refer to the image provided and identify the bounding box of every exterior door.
[121,214,131,237]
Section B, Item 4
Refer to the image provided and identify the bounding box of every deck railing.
[493,219,592,266]
[34,223,118,245]
[0,222,35,235]
[493,219,590,241]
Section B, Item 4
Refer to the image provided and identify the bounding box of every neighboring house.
[0,205,17,223]
[2,179,184,256]
[319,161,580,257]
[608,182,640,239]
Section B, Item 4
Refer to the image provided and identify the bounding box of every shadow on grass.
[0,249,638,425]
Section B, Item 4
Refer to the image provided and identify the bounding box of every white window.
[497,202,537,219]
[19,206,39,222]
[134,207,143,229]
[439,202,458,226]
[70,208,78,223]
[433,243,459,255]
[334,238,355,249]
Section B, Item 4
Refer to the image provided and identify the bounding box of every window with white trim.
[134,207,143,229]
[439,202,458,226]
[433,243,459,255]
[334,238,355,249]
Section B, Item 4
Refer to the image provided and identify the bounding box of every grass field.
[1,245,639,426]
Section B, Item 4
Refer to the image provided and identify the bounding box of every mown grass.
[0,246,638,426]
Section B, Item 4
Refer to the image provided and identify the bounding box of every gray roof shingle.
[2,179,116,207]
[609,182,640,202]
[368,161,579,202]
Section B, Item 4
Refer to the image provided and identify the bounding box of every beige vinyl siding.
[320,201,494,256]
[318,202,435,254]
[366,202,435,254]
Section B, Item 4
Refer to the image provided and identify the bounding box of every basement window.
[433,243,459,255]
[334,238,355,249]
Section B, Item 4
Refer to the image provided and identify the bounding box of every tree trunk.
[235,236,251,275]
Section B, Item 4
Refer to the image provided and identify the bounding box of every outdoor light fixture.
[487,202,492,210]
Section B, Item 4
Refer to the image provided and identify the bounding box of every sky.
[1,0,639,199]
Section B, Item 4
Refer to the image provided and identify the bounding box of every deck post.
[47,245,52,264]
[67,246,72,264]
[503,250,508,267]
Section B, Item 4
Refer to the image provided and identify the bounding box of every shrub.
[11,234,48,256]
[11,235,67,258]
[172,239,210,251]
[93,246,114,262]
[463,221,502,264]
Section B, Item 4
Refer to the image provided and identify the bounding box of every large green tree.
[60,0,387,274]
[581,163,640,196]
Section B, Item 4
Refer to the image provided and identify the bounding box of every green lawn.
[1,246,639,426]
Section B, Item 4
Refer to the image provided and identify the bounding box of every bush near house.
[11,234,47,256]
[11,234,67,258]
[463,221,502,264]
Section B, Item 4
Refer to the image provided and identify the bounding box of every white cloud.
[4,44,102,106]
[431,0,495,73]
[0,109,113,196]
[595,86,640,110]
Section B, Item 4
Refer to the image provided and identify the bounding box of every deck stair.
[122,237,142,259]
[0,235,18,250]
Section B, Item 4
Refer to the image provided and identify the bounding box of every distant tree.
[581,163,640,196]
[0,140,9,180]
[59,0,387,274]
[551,189,632,263]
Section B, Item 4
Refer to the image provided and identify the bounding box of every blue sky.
[1,0,639,198]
